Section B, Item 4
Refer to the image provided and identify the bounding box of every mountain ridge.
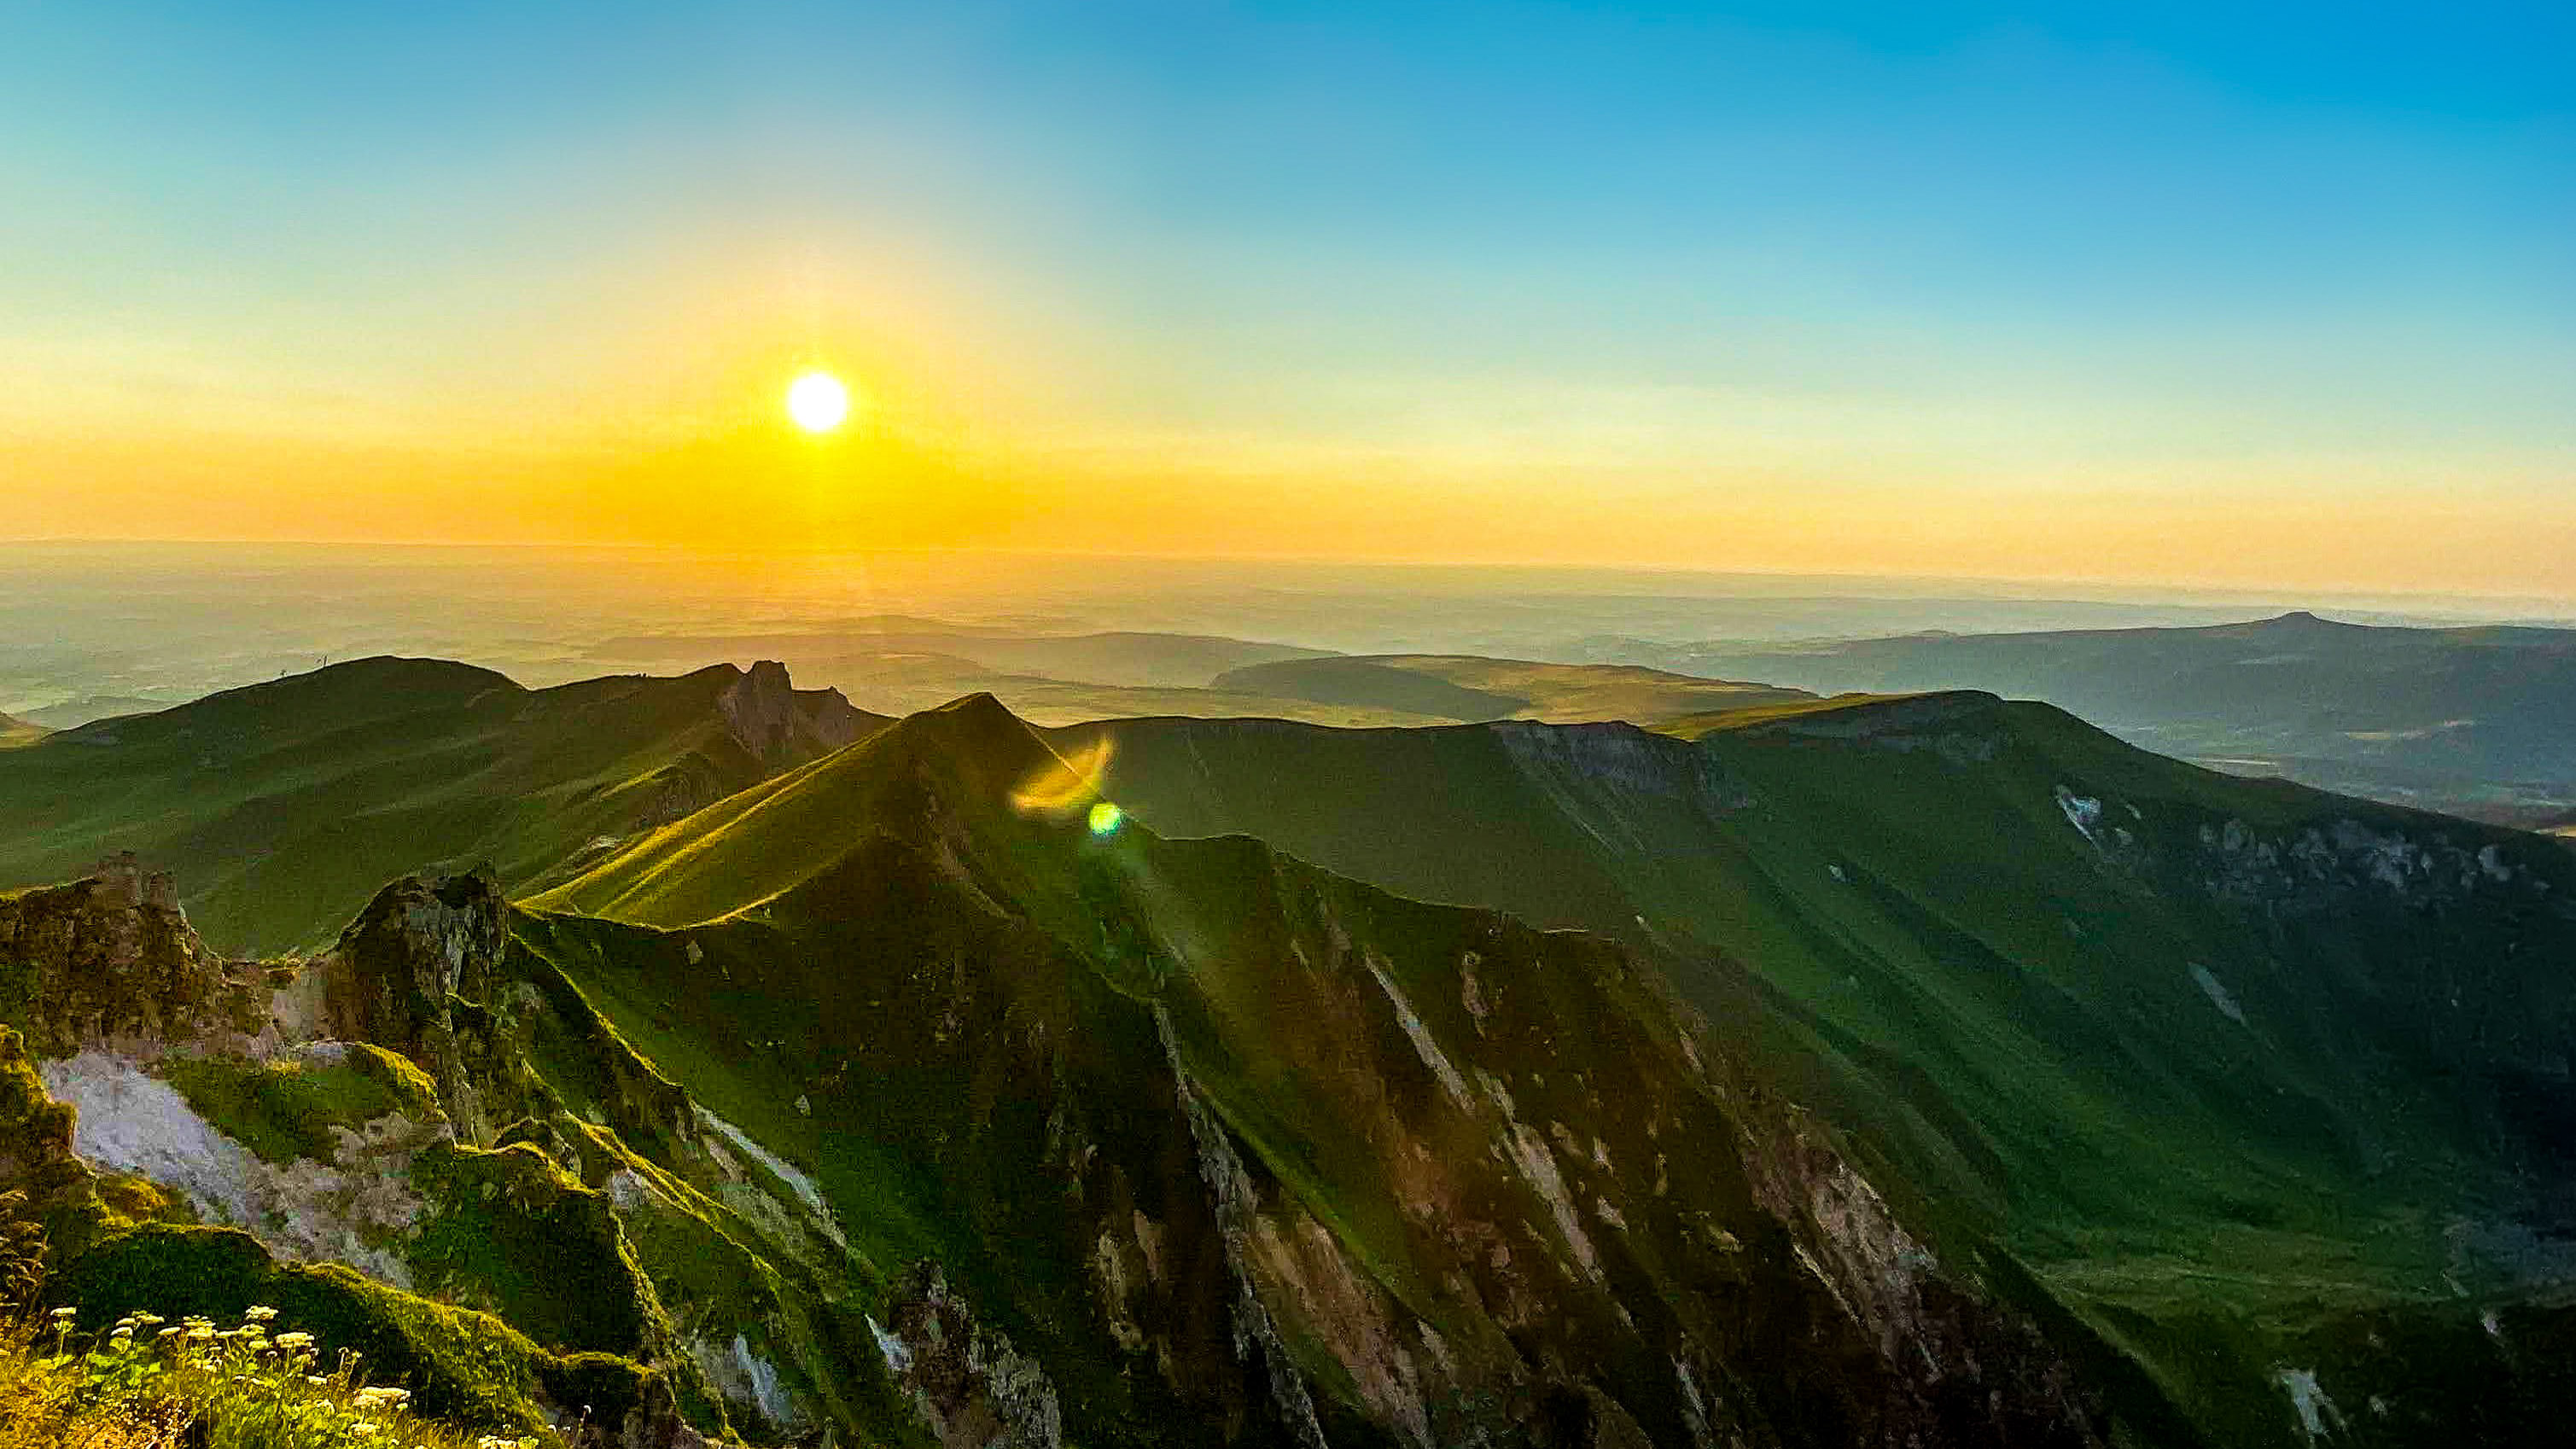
[10,673,2576,1445]
[8,693,2121,1447]
[0,656,889,953]
[1630,611,2576,818]
[1068,691,2576,1445]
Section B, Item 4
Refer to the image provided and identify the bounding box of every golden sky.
[4,3,2569,602]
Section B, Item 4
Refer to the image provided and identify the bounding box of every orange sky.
[5,5,2569,603]
[10,406,2571,602]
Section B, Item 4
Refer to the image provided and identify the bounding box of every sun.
[785,370,850,434]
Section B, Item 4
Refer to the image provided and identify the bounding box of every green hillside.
[1652,611,2576,818]
[0,656,885,953]
[527,695,2102,1446]
[11,697,2115,1446]
[1215,654,1814,725]
[15,671,2576,1445]
[0,713,41,748]
[1068,695,2576,1445]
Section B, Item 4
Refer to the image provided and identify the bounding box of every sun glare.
[786,370,850,434]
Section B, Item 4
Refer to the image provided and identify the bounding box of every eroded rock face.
[1737,1106,2096,1446]
[1494,721,1757,848]
[38,1045,441,1288]
[876,1261,1064,1449]
[0,854,268,1056]
[323,868,514,1143]
[9,868,733,1448]
[0,1026,91,1216]
[720,660,872,763]
[2195,815,2553,914]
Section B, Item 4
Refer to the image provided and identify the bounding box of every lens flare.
[1087,801,1124,836]
[1010,736,1115,820]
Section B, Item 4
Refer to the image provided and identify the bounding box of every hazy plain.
[12,540,2565,729]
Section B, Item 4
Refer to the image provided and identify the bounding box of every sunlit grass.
[0,1302,542,1449]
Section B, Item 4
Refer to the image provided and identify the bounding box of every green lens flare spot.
[1087,801,1124,836]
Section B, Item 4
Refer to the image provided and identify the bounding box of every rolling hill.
[589,621,1339,689]
[1212,655,1814,725]
[1645,611,2576,818]
[1065,694,2576,1445]
[0,656,885,953]
[0,711,43,748]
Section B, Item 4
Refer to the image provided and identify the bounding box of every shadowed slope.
[1067,693,2576,1446]
[530,693,2104,1447]
[1215,654,1814,725]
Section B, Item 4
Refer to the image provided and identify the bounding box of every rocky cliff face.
[321,869,518,1145]
[0,865,726,1447]
[0,853,271,1057]
[720,660,872,763]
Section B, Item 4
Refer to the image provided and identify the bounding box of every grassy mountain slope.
[0,656,885,953]
[1066,697,2576,1446]
[531,696,2101,1446]
[1214,655,1814,724]
[1654,611,2576,815]
[0,713,42,748]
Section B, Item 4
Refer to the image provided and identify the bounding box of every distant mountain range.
[1210,655,1810,724]
[5,663,2573,1446]
[1606,611,2576,821]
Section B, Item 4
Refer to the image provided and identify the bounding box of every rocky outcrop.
[875,1262,1064,1449]
[321,869,516,1143]
[6,864,733,1447]
[2194,814,2552,915]
[1735,1102,2097,1445]
[1155,1004,1332,1449]
[0,1026,115,1244]
[0,853,270,1057]
[720,660,871,763]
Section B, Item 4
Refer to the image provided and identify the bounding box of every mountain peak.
[2263,608,2357,630]
[532,690,1073,928]
[887,690,1051,765]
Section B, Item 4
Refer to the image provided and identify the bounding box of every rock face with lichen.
[0,865,729,1447]
[0,853,270,1056]
[321,868,517,1145]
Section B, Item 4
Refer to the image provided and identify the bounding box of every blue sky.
[3,3,2569,589]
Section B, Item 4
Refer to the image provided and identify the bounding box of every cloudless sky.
[3,2,2569,596]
